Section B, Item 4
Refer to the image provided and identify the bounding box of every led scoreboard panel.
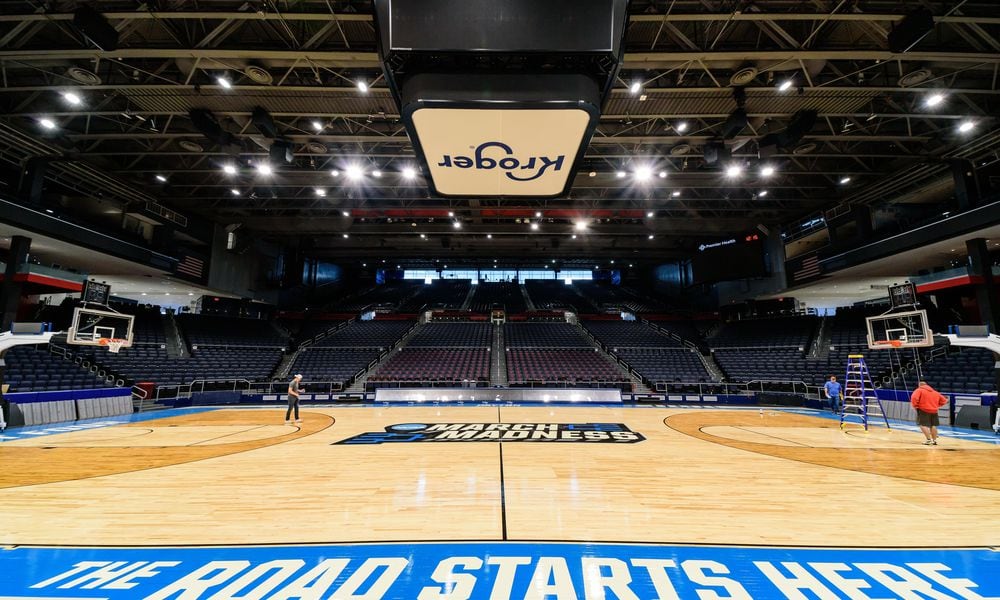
[81,280,111,305]
[888,282,918,309]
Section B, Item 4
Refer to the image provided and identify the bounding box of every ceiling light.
[330,169,340,177]
[188,292,194,296]
[357,80,368,93]
[420,234,426,239]
[453,221,461,229]
[840,176,852,185]
[588,171,597,177]
[165,293,171,296]
[345,165,363,181]
[39,118,56,130]
[311,120,323,132]
[676,121,689,133]
[372,170,382,178]
[141,293,147,296]
[448,211,454,217]
[760,165,776,177]
[342,210,350,217]
[648,234,655,240]
[658,171,668,178]
[223,164,237,175]
[634,166,653,181]
[402,167,417,179]
[615,171,627,178]
[759,190,769,197]
[257,163,273,176]
[530,223,540,231]
[646,211,654,218]
[575,221,588,231]
[672,190,681,197]
[572,234,578,239]
[535,211,542,218]
[726,164,743,178]
[629,82,641,94]
[779,79,793,92]
[925,93,944,107]
[217,76,232,89]
[230,188,240,196]
[342,233,349,238]
[487,234,492,239]
[959,120,975,133]
[62,91,82,106]
[315,188,326,197]
[155,174,167,182]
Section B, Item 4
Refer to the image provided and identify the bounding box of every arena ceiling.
[1,1,999,263]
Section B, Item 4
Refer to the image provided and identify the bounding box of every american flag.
[176,254,205,279]
[791,254,821,283]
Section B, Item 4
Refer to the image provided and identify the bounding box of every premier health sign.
[3,542,999,599]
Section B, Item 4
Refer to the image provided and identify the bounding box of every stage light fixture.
[223,164,237,175]
[959,120,975,133]
[676,121,689,133]
[256,163,273,176]
[346,165,364,181]
[311,121,323,132]
[315,188,327,197]
[634,166,653,182]
[155,174,167,182]
[779,79,793,92]
[39,118,56,130]
[402,167,417,179]
[760,165,776,177]
[62,91,82,106]
[231,189,240,196]
[925,93,944,107]
[840,176,852,185]
[357,80,368,93]
[629,82,641,94]
[726,164,743,178]
[217,76,232,89]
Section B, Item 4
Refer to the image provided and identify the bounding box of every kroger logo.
[437,141,565,182]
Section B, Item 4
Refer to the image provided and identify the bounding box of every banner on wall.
[2,542,998,599]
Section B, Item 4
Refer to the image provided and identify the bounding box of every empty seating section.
[506,349,625,385]
[117,304,166,345]
[708,317,817,348]
[408,323,492,347]
[580,320,704,384]
[290,348,380,383]
[370,348,490,383]
[615,348,710,383]
[649,320,707,344]
[280,319,347,342]
[503,322,624,385]
[367,322,492,386]
[399,280,471,311]
[336,281,423,311]
[469,283,526,313]
[919,348,994,394]
[525,281,594,312]
[3,346,107,392]
[311,321,414,348]
[180,314,285,347]
[72,345,282,386]
[504,323,590,347]
[574,282,661,313]
[582,321,681,348]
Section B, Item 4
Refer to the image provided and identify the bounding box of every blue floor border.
[1,541,999,599]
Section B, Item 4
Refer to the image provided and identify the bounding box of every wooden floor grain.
[0,406,997,547]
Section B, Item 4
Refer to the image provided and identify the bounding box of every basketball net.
[98,338,127,353]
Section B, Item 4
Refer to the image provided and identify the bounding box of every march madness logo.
[334,423,644,445]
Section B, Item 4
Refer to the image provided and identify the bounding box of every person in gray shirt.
[286,374,303,424]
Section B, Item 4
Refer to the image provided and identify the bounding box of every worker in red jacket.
[910,381,948,445]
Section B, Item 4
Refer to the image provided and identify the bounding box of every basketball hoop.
[98,337,128,353]
[873,339,903,348]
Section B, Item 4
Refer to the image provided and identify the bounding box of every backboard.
[67,307,134,348]
[866,309,932,349]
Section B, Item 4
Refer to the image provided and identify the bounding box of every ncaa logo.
[436,141,565,182]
